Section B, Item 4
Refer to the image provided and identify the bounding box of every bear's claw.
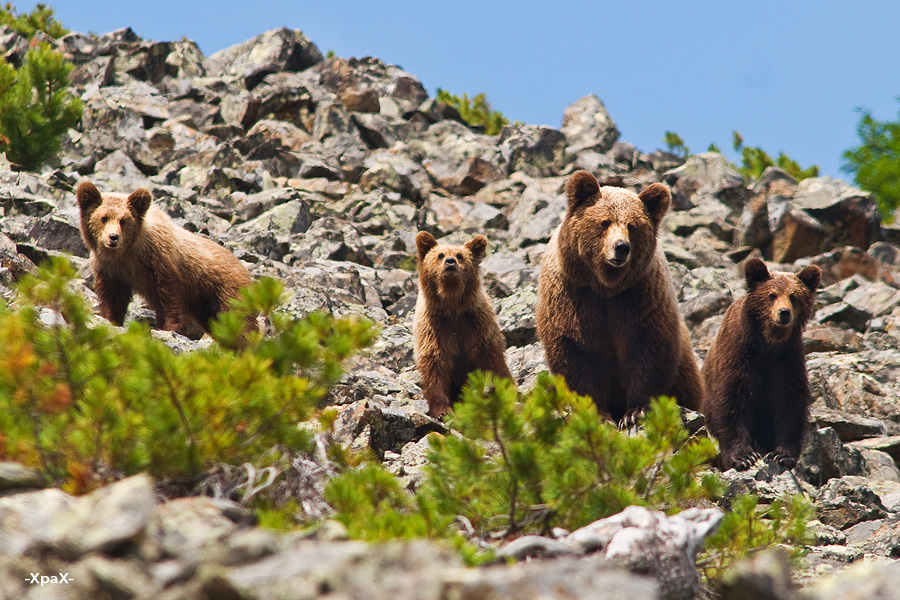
[733,451,763,471]
[766,450,797,470]
[618,407,646,430]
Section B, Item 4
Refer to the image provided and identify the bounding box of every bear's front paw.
[426,394,453,420]
[766,450,797,470]
[733,451,762,471]
[618,406,647,430]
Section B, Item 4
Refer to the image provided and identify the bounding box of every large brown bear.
[76,181,252,335]
[536,170,702,424]
[413,231,512,418]
[701,258,821,471]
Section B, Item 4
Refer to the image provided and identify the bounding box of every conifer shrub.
[421,372,722,536]
[0,257,377,493]
[0,42,83,171]
[842,104,900,220]
[664,130,691,157]
[0,3,68,39]
[731,130,819,182]
[435,88,509,135]
[700,493,814,585]
[325,371,722,542]
[325,370,813,577]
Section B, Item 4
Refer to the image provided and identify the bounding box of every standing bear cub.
[77,181,252,336]
[702,258,821,471]
[414,231,512,418]
[537,170,703,424]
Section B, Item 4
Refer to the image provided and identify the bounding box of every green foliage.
[664,131,691,157]
[0,42,83,171]
[0,257,377,493]
[424,372,721,536]
[325,463,454,541]
[256,499,305,531]
[842,105,900,220]
[435,88,509,135]
[700,493,814,582]
[0,3,67,39]
[326,372,812,580]
[731,130,819,182]
[328,373,722,540]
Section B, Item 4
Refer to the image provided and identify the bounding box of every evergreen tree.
[325,371,814,578]
[842,105,900,220]
[731,130,819,182]
[436,88,509,135]
[0,42,82,171]
[0,257,377,493]
[664,130,691,157]
[0,3,68,39]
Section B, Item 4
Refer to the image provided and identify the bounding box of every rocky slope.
[1,25,900,600]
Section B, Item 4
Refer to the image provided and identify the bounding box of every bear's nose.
[109,233,119,242]
[778,308,791,324]
[613,240,630,258]
[444,256,456,266]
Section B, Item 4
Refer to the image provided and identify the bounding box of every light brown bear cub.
[702,258,821,471]
[536,170,703,425]
[413,231,512,418]
[76,181,252,336]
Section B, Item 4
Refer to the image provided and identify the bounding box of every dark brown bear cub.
[413,231,512,418]
[77,181,252,336]
[702,258,821,471]
[536,170,703,425]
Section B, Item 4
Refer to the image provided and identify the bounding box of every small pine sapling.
[0,42,82,171]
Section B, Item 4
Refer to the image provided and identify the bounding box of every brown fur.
[536,170,703,424]
[76,181,252,335]
[701,258,821,471]
[413,231,512,418]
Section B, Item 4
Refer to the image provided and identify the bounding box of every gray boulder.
[561,94,620,157]
[206,28,323,89]
[499,124,567,178]
[793,177,880,252]
[499,506,723,600]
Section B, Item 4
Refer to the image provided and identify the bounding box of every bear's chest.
[571,286,642,338]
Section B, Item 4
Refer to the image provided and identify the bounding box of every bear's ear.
[465,234,488,263]
[797,265,821,293]
[127,189,152,218]
[76,181,102,213]
[744,258,771,291]
[416,231,438,262]
[566,170,601,211]
[638,183,671,225]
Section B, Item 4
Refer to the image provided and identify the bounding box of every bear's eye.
[627,224,636,232]
[768,293,777,302]
[456,253,463,261]
[789,294,797,304]
[120,218,127,225]
[437,253,444,260]
[100,216,109,224]
[599,220,611,230]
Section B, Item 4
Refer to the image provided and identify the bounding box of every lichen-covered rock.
[499,124,567,178]
[719,549,797,600]
[811,559,900,600]
[205,28,323,89]
[815,477,888,530]
[499,506,723,600]
[561,94,620,157]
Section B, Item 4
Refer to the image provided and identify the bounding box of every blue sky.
[27,1,900,180]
